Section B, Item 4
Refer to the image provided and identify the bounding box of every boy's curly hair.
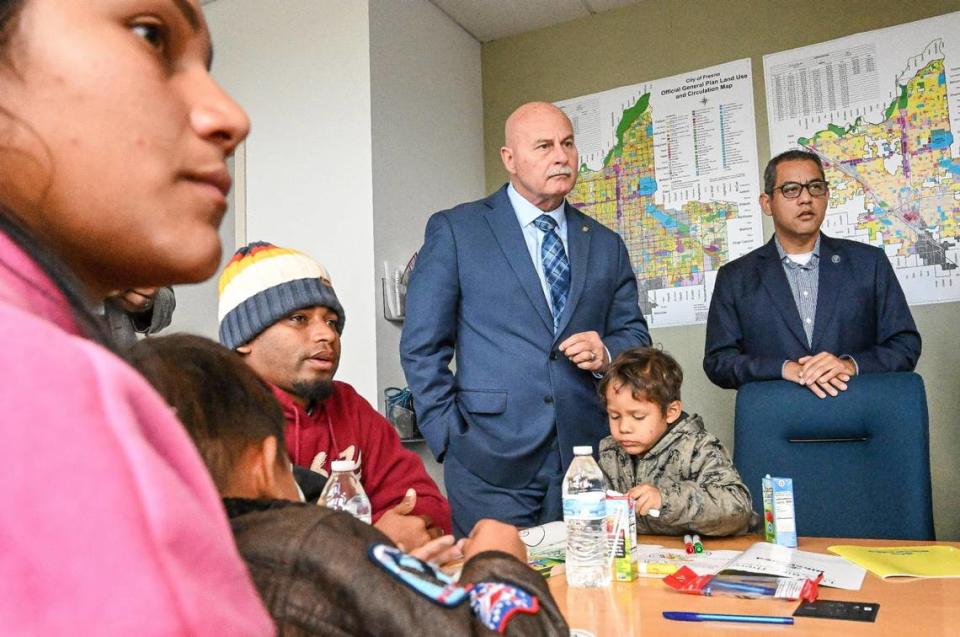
[598,346,683,414]
[128,334,287,494]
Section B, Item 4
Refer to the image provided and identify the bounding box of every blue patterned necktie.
[533,214,570,331]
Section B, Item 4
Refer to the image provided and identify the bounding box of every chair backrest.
[733,372,934,540]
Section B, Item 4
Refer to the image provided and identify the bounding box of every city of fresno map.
[557,58,762,328]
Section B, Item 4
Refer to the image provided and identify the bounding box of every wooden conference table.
[549,535,960,636]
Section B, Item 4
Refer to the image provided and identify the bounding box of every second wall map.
[557,58,762,328]
[764,11,960,306]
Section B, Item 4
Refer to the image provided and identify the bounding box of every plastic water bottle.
[319,459,372,524]
[562,446,611,588]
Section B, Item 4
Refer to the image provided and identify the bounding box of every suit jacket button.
[544,396,554,404]
[549,351,558,360]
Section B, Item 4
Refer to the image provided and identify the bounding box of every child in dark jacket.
[598,347,755,536]
[130,334,567,636]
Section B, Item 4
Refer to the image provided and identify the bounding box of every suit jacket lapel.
[757,237,809,349]
[483,187,554,334]
[812,234,842,350]
[555,204,591,337]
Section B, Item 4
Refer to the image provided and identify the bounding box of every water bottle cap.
[572,445,592,455]
[331,459,356,472]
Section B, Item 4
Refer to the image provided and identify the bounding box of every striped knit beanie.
[217,242,345,349]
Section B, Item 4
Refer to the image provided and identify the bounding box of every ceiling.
[201,1,643,44]
[427,0,642,42]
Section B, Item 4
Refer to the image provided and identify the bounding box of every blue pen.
[663,611,794,625]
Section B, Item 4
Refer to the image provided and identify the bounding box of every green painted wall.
[482,0,960,539]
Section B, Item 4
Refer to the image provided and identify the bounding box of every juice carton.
[605,492,638,581]
[762,475,797,548]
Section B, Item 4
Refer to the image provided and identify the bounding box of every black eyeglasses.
[771,180,829,198]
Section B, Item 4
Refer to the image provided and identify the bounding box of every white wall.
[200,0,484,425]
[369,0,484,488]
[204,0,378,402]
[368,0,484,400]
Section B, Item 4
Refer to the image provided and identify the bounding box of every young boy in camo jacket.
[597,347,755,536]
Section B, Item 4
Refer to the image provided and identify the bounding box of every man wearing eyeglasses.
[703,149,920,397]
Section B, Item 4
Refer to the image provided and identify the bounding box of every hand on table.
[461,519,527,563]
[409,534,465,565]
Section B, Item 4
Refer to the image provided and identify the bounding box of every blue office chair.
[733,372,934,540]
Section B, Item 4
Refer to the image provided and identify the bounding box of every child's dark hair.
[128,334,287,493]
[598,346,683,414]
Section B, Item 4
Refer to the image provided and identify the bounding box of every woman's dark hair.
[0,209,115,348]
[128,334,287,493]
[0,0,115,349]
[0,0,25,51]
[598,346,683,415]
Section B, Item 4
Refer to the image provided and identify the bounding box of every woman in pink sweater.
[0,0,273,634]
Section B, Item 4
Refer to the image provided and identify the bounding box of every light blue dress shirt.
[507,183,568,315]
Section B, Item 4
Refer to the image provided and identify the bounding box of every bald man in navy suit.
[704,149,920,397]
[401,102,650,535]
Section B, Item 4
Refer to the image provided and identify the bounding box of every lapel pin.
[582,225,590,232]
[831,254,840,264]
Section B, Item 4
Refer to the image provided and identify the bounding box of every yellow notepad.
[828,545,960,579]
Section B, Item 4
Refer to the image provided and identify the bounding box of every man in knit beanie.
[218,242,451,549]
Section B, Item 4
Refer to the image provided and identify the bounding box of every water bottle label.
[563,492,605,519]
[343,495,372,524]
[323,491,372,524]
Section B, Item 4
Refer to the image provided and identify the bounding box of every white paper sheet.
[721,542,866,590]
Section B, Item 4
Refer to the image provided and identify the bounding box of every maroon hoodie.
[272,381,452,534]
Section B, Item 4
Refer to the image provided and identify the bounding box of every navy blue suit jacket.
[703,233,921,389]
[400,186,650,488]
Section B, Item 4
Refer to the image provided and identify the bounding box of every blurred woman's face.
[0,0,249,296]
